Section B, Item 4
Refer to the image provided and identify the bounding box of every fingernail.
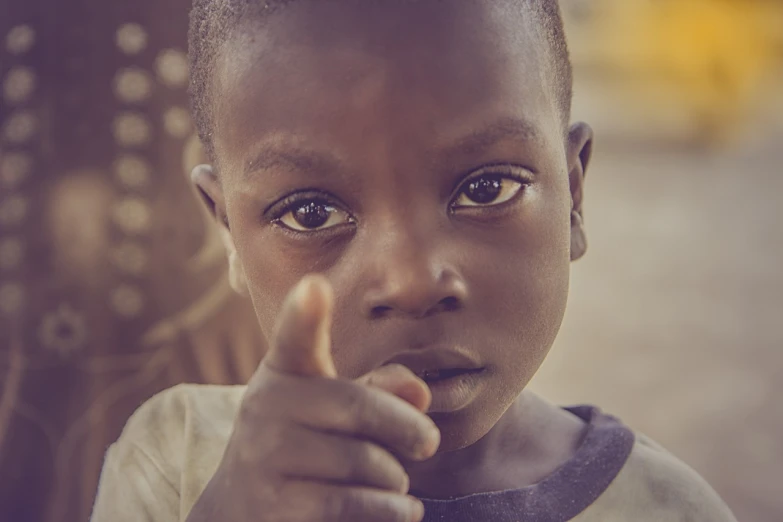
[418,424,441,460]
[295,275,316,302]
[408,496,424,522]
[414,437,437,460]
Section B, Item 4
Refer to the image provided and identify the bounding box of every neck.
[404,390,586,500]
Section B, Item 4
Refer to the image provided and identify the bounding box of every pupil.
[294,202,330,228]
[467,176,502,203]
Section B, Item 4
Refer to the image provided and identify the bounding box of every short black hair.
[188,0,573,162]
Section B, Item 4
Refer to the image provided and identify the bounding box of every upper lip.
[383,347,483,377]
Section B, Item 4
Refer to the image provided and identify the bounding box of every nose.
[361,227,468,319]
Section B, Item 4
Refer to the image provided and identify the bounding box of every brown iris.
[465,176,503,204]
[293,201,331,229]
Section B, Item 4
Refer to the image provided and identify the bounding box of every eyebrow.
[242,117,542,180]
[244,145,342,181]
[442,117,542,159]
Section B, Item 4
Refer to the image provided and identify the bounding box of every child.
[91,1,737,520]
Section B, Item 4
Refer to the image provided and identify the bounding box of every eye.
[452,169,530,209]
[276,198,354,232]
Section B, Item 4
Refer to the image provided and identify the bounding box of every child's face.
[201,0,591,450]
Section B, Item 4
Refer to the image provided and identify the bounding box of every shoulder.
[602,431,737,521]
[125,383,247,433]
[91,384,246,522]
[116,383,247,477]
[119,383,246,458]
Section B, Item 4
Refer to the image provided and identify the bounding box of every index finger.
[263,274,338,378]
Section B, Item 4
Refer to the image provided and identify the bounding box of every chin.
[428,396,507,453]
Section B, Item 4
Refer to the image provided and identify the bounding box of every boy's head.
[189,0,574,162]
[188,0,592,451]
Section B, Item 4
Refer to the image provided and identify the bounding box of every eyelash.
[265,164,533,234]
[266,190,342,220]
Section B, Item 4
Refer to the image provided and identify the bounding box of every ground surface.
[531,82,783,522]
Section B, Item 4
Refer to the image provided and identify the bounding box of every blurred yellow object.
[581,0,782,143]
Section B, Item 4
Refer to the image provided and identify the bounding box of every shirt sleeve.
[631,433,738,522]
[90,385,193,522]
[90,439,180,522]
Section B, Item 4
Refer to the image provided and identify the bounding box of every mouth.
[415,367,484,383]
[383,347,487,413]
[383,347,484,382]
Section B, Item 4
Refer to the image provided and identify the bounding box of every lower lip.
[425,369,487,413]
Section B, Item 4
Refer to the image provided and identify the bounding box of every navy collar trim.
[420,406,635,522]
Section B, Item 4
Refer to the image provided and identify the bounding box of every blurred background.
[0,0,781,521]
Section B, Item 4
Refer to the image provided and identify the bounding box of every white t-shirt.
[91,384,737,522]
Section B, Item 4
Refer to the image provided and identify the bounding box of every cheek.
[234,231,304,340]
[484,236,569,331]
[475,188,572,354]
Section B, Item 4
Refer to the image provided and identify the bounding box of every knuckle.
[239,372,277,420]
[340,385,376,432]
[235,419,289,468]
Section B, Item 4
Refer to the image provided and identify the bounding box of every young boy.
[91,1,737,521]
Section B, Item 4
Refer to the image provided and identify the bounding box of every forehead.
[212,0,560,175]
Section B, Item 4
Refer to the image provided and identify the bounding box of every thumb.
[263,275,338,378]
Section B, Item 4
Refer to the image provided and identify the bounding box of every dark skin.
[189,1,593,520]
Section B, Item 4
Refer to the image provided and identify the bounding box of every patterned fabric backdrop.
[0,2,264,521]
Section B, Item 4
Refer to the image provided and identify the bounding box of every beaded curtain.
[0,2,264,522]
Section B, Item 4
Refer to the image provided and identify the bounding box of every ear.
[190,164,249,295]
[566,122,593,262]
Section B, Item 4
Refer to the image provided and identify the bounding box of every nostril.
[370,305,394,319]
[439,296,460,312]
[370,296,461,320]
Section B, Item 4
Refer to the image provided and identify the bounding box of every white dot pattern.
[116,24,148,55]
[0,282,25,315]
[163,107,192,138]
[114,68,153,103]
[3,67,36,104]
[111,284,145,318]
[111,197,152,234]
[0,195,29,227]
[0,152,33,189]
[156,49,189,89]
[110,241,149,275]
[3,111,38,143]
[113,155,151,189]
[5,25,35,55]
[113,112,152,147]
[0,238,24,270]
[110,26,158,320]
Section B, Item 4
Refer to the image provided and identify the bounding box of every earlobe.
[570,209,587,261]
[219,227,250,296]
